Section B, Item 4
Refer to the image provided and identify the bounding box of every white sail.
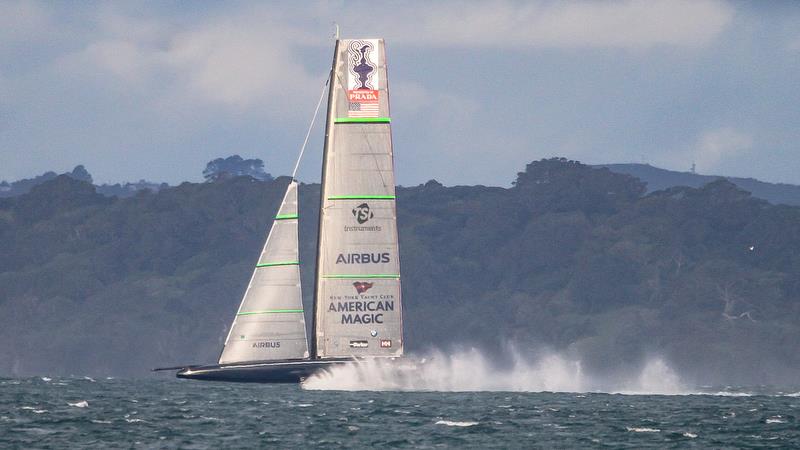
[313,39,403,358]
[219,181,309,364]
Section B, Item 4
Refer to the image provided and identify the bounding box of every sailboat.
[165,38,403,383]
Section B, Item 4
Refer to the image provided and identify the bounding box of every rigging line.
[291,76,330,180]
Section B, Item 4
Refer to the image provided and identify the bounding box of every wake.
[301,348,688,394]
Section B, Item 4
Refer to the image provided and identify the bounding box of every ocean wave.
[626,427,660,433]
[766,416,786,424]
[436,420,479,427]
[68,401,89,408]
[703,391,753,397]
[21,406,48,414]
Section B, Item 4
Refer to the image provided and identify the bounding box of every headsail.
[313,39,403,358]
[219,181,309,364]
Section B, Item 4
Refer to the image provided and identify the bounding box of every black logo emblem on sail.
[349,41,376,90]
[352,203,374,224]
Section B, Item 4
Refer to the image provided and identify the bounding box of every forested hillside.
[1,158,798,384]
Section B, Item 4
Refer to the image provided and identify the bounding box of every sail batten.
[313,39,404,359]
[219,181,309,364]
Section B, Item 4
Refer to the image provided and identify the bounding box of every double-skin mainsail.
[313,38,403,359]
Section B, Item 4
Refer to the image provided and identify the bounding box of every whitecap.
[40,377,52,382]
[436,420,479,427]
[347,425,360,432]
[125,418,145,423]
[708,391,752,397]
[83,376,96,382]
[626,427,660,433]
[68,401,89,408]
[21,407,47,414]
[683,432,698,438]
[91,419,112,424]
[766,416,786,424]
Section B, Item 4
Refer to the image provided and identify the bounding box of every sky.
[1,0,799,187]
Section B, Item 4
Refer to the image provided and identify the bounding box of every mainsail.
[312,39,403,358]
[219,181,309,364]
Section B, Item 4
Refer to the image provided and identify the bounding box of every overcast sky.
[2,0,799,186]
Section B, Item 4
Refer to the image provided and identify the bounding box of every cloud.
[652,127,753,174]
[694,128,753,169]
[58,6,321,112]
[0,0,52,43]
[54,0,736,113]
[789,36,800,52]
[347,0,735,49]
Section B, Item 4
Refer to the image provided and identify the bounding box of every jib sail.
[219,181,309,364]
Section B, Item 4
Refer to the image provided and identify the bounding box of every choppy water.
[2,376,799,448]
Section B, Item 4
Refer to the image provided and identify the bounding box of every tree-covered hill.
[1,158,798,384]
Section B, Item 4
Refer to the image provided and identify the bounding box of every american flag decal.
[348,89,380,118]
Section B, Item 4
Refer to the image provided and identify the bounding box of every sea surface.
[1,376,799,448]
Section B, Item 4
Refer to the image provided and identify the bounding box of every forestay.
[313,39,403,358]
[219,181,309,364]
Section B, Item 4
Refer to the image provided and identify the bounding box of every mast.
[310,39,340,359]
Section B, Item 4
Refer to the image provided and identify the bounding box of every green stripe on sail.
[256,261,300,268]
[237,309,304,316]
[274,214,298,220]
[335,117,391,123]
[323,274,400,279]
[328,195,395,200]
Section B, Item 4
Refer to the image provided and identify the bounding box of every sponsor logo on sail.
[349,340,369,348]
[347,40,380,118]
[353,281,374,294]
[345,203,382,232]
[335,252,390,264]
[353,203,374,224]
[380,339,392,348]
[328,299,395,325]
[252,341,281,349]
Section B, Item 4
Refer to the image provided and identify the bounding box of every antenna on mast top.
[333,23,340,40]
